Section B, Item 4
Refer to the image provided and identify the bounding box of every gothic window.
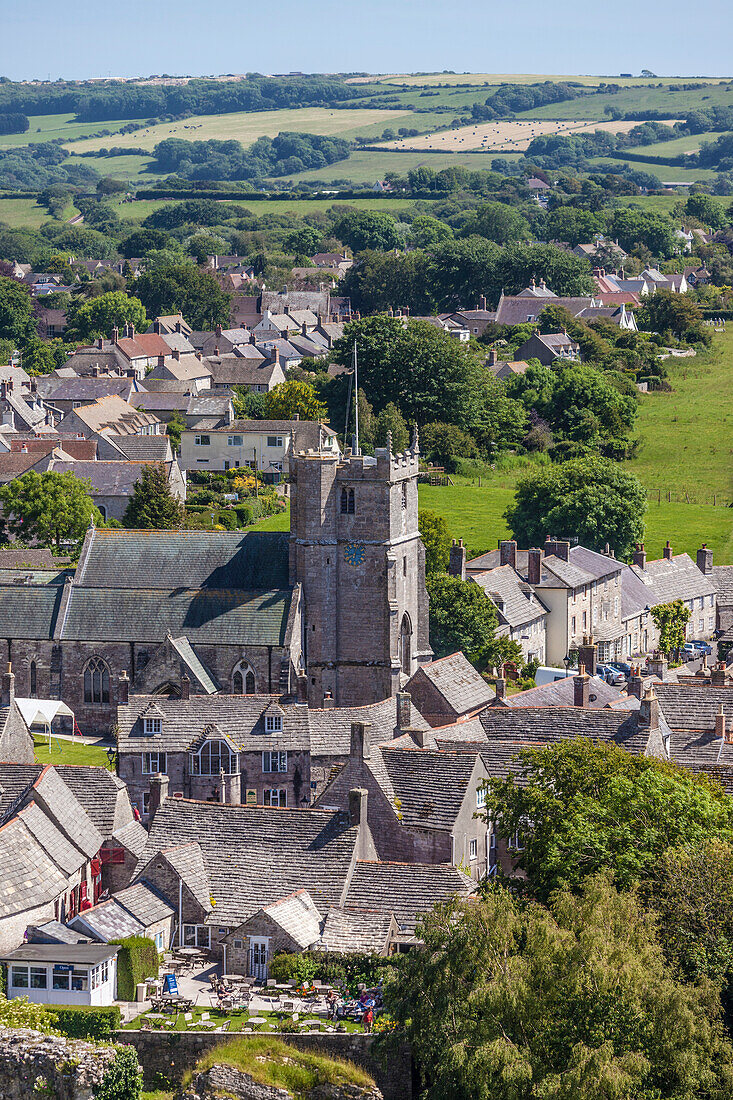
[29,661,37,698]
[232,660,256,694]
[401,483,408,510]
[340,488,355,514]
[400,614,412,675]
[84,657,110,704]
[190,739,237,776]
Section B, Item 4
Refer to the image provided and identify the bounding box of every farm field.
[348,74,730,88]
[517,82,733,120]
[626,131,727,157]
[282,148,522,184]
[588,157,715,181]
[63,152,162,183]
[65,107,419,156]
[0,196,54,228]
[377,118,666,153]
[113,195,420,223]
[0,113,145,148]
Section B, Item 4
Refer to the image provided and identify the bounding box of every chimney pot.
[527,548,542,585]
[180,674,190,701]
[632,543,647,570]
[574,666,590,708]
[663,541,673,561]
[350,721,372,760]
[117,671,129,704]
[448,540,466,581]
[322,690,335,709]
[716,705,727,741]
[697,544,713,575]
[494,673,506,702]
[578,637,597,677]
[639,686,660,731]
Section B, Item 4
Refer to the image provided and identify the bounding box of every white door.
[249,937,269,981]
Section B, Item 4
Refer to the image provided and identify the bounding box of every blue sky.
[1,0,731,81]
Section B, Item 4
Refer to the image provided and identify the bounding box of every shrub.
[268,951,390,992]
[93,1046,142,1100]
[109,936,159,1002]
[217,509,239,530]
[49,1004,121,1041]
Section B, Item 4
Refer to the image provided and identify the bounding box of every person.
[363,1006,374,1034]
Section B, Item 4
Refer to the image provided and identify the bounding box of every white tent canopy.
[14,698,74,729]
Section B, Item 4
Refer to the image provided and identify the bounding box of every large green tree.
[639,288,710,344]
[426,573,498,662]
[264,379,328,421]
[66,291,147,343]
[651,598,692,657]
[460,202,532,245]
[333,210,401,252]
[123,463,184,529]
[0,274,34,346]
[483,739,733,901]
[418,509,451,576]
[0,470,101,550]
[386,873,733,1100]
[505,456,646,558]
[134,261,231,329]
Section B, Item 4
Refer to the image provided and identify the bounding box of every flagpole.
[353,340,359,456]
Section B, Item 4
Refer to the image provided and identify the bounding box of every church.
[0,436,431,732]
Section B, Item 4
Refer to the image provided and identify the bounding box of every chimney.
[350,721,372,760]
[0,382,7,401]
[716,705,727,741]
[322,690,335,709]
[157,355,165,369]
[117,671,129,705]
[627,666,644,700]
[448,539,466,581]
[663,540,673,561]
[180,674,190,701]
[153,320,161,334]
[148,774,169,820]
[111,326,119,344]
[271,347,280,366]
[215,323,223,337]
[711,662,728,687]
[128,324,135,340]
[639,686,660,731]
[409,728,425,748]
[632,543,646,570]
[90,365,99,378]
[574,665,590,708]
[348,787,368,827]
[488,349,497,366]
[97,337,104,350]
[544,537,570,562]
[172,349,180,361]
[578,636,597,677]
[292,412,299,421]
[479,294,487,310]
[527,548,542,586]
[296,672,308,705]
[647,652,669,681]
[494,672,506,702]
[697,544,713,575]
[499,540,517,569]
[396,691,411,734]
[1,663,14,706]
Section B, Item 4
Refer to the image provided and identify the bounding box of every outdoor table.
[248,1016,266,1026]
[174,947,205,958]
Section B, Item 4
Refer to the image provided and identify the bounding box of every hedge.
[268,951,390,992]
[47,1004,121,1041]
[109,936,159,1002]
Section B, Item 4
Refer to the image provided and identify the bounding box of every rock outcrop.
[0,1026,123,1100]
[181,1061,384,1100]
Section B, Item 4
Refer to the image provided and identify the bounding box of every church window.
[403,556,407,577]
[84,657,110,704]
[232,661,256,694]
[265,714,283,733]
[399,614,412,675]
[340,488,355,515]
[29,661,37,698]
[190,739,236,776]
[402,483,408,510]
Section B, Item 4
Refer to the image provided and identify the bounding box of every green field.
[354,74,731,88]
[283,148,521,184]
[0,196,53,228]
[33,733,112,768]
[517,82,733,120]
[0,113,145,149]
[63,152,161,183]
[113,195,420,223]
[589,158,715,181]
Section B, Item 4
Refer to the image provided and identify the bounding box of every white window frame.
[469,838,478,860]
[228,435,243,446]
[266,435,284,448]
[189,740,237,777]
[476,787,487,809]
[263,788,287,807]
[142,752,167,775]
[262,750,287,773]
[265,715,283,733]
[143,717,162,735]
[183,924,210,949]
[195,435,210,446]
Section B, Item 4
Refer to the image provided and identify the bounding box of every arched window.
[29,661,37,698]
[84,657,110,704]
[190,739,237,776]
[340,488,354,515]
[232,660,256,694]
[97,505,107,521]
[401,482,408,510]
[400,614,412,675]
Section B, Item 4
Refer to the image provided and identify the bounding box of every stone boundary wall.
[0,1026,120,1100]
[115,1029,412,1100]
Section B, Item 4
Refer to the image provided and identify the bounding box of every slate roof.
[479,706,646,753]
[32,767,104,858]
[257,889,322,949]
[113,881,175,927]
[319,907,394,954]
[112,819,149,858]
[655,685,733,731]
[620,562,653,621]
[344,862,474,934]
[47,460,150,497]
[44,378,135,403]
[28,920,88,945]
[471,566,547,630]
[433,739,535,782]
[54,766,128,839]
[0,943,118,964]
[70,899,144,942]
[0,451,45,482]
[17,800,86,876]
[308,696,430,756]
[136,799,360,926]
[207,359,281,389]
[368,748,479,831]
[0,550,67,570]
[61,587,292,646]
[0,816,68,918]
[494,294,595,326]
[111,436,172,462]
[117,695,310,753]
[712,566,733,606]
[408,652,494,715]
[670,731,733,792]
[0,584,62,639]
[504,675,621,709]
[76,529,290,590]
[630,553,715,604]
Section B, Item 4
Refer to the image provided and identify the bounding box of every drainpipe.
[178,877,183,947]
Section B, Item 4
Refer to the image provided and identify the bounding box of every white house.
[1,943,118,1006]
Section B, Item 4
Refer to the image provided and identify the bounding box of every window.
[183,924,210,949]
[233,938,243,949]
[400,613,412,675]
[264,788,287,807]
[263,750,287,773]
[228,435,243,446]
[232,660,256,694]
[265,714,283,733]
[142,752,167,775]
[10,966,28,988]
[340,488,354,515]
[29,660,37,698]
[571,615,576,634]
[30,967,47,989]
[508,831,525,851]
[403,556,407,577]
[195,435,210,446]
[476,787,487,809]
[71,969,88,992]
[143,717,162,735]
[84,657,110,704]
[266,435,284,448]
[154,931,165,951]
[53,969,71,991]
[469,839,478,860]
[401,483,408,510]
[582,611,588,631]
[190,739,236,776]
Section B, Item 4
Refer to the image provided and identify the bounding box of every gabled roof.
[70,899,144,942]
[62,395,162,437]
[407,652,493,716]
[503,675,621,709]
[17,800,87,876]
[368,747,481,831]
[255,889,322,949]
[471,566,547,630]
[655,684,733,732]
[0,816,68,918]
[109,435,172,463]
[630,552,715,604]
[479,705,647,754]
[168,636,218,695]
[319,907,394,954]
[113,880,175,927]
[713,566,733,606]
[158,841,212,914]
[55,766,130,839]
[344,861,474,934]
[308,696,430,756]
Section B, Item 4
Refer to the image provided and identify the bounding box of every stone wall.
[0,1026,124,1099]
[116,1029,412,1100]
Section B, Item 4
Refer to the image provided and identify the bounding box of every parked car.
[608,661,632,677]
[686,640,713,656]
[681,643,701,660]
[596,663,626,686]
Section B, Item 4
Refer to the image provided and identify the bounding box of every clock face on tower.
[344,541,366,567]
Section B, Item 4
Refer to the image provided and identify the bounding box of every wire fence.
[647,489,731,506]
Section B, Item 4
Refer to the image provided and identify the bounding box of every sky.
[1,0,731,82]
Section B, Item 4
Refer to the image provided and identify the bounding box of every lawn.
[251,510,290,533]
[0,196,52,229]
[113,196,420,224]
[0,113,145,149]
[33,733,113,768]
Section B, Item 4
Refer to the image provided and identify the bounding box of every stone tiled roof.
[712,566,733,606]
[620,562,652,621]
[70,899,144,942]
[117,695,309,753]
[655,684,733,731]
[471,566,547,630]
[368,747,479,831]
[630,553,715,605]
[344,861,474,934]
[77,529,290,590]
[0,816,69,918]
[32,767,104,859]
[28,920,88,945]
[319,907,394,954]
[64,395,162,436]
[48,460,151,497]
[408,653,494,715]
[479,706,645,753]
[0,584,63,639]
[433,739,534,782]
[136,799,360,926]
[111,436,172,462]
[504,675,621,708]
[308,697,430,756]
[112,819,149,858]
[54,766,128,839]
[495,295,594,326]
[257,889,322,949]
[17,800,86,876]
[45,378,135,403]
[113,881,175,927]
[0,550,67,570]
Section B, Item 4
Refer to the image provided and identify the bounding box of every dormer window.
[190,739,237,776]
[265,715,283,733]
[144,717,162,735]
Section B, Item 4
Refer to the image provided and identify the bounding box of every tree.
[685,193,728,230]
[408,215,453,248]
[20,337,57,375]
[373,402,409,452]
[484,739,733,902]
[122,464,184,529]
[134,262,231,329]
[420,421,478,471]
[333,210,402,252]
[460,202,532,245]
[426,573,498,662]
[639,289,710,344]
[418,510,451,576]
[165,411,186,453]
[651,598,691,657]
[66,292,147,342]
[0,470,101,551]
[340,249,436,315]
[0,274,34,346]
[232,386,267,419]
[284,226,322,256]
[264,379,327,421]
[505,456,646,558]
[119,228,171,258]
[386,873,733,1100]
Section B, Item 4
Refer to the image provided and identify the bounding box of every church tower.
[290,431,431,706]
